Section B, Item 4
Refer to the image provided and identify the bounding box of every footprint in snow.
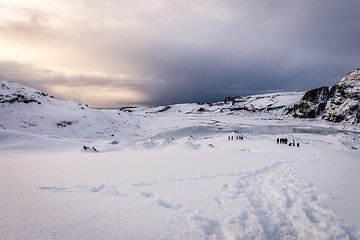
[188,211,224,239]
[141,191,182,210]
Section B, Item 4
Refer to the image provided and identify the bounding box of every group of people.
[277,138,300,147]
[225,133,299,147]
[228,136,244,140]
[278,138,289,144]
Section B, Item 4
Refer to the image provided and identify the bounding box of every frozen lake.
[152,122,359,140]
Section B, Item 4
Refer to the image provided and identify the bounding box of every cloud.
[0,61,152,108]
[0,0,359,106]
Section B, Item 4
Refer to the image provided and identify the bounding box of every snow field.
[1,129,359,239]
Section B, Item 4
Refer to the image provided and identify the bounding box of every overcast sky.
[1,0,359,108]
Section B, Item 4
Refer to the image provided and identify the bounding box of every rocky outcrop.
[224,96,243,104]
[292,86,330,118]
[223,69,360,123]
[0,93,42,104]
[291,68,360,124]
[322,69,360,123]
[0,81,53,105]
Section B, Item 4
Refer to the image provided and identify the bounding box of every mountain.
[121,91,304,117]
[0,80,139,139]
[221,92,303,115]
[293,68,360,124]
[322,69,360,123]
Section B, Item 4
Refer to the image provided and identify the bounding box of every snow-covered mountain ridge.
[1,68,359,139]
[0,80,139,139]
[125,68,360,124]
[120,91,304,117]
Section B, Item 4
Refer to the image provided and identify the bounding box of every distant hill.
[0,80,139,139]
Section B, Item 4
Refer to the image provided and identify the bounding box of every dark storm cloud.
[1,0,359,107]
[134,0,360,105]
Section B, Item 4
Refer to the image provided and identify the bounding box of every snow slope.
[0,80,139,139]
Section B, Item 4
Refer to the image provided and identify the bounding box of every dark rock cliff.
[322,69,360,123]
[292,68,360,124]
[292,86,330,118]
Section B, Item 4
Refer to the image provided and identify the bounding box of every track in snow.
[190,161,353,239]
[37,160,358,239]
[131,161,358,239]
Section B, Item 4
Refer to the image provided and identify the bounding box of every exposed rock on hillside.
[292,86,330,118]
[322,69,360,123]
[0,81,52,105]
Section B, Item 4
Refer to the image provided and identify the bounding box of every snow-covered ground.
[1,113,360,240]
[1,80,360,239]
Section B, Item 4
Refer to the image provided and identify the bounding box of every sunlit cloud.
[0,61,151,107]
